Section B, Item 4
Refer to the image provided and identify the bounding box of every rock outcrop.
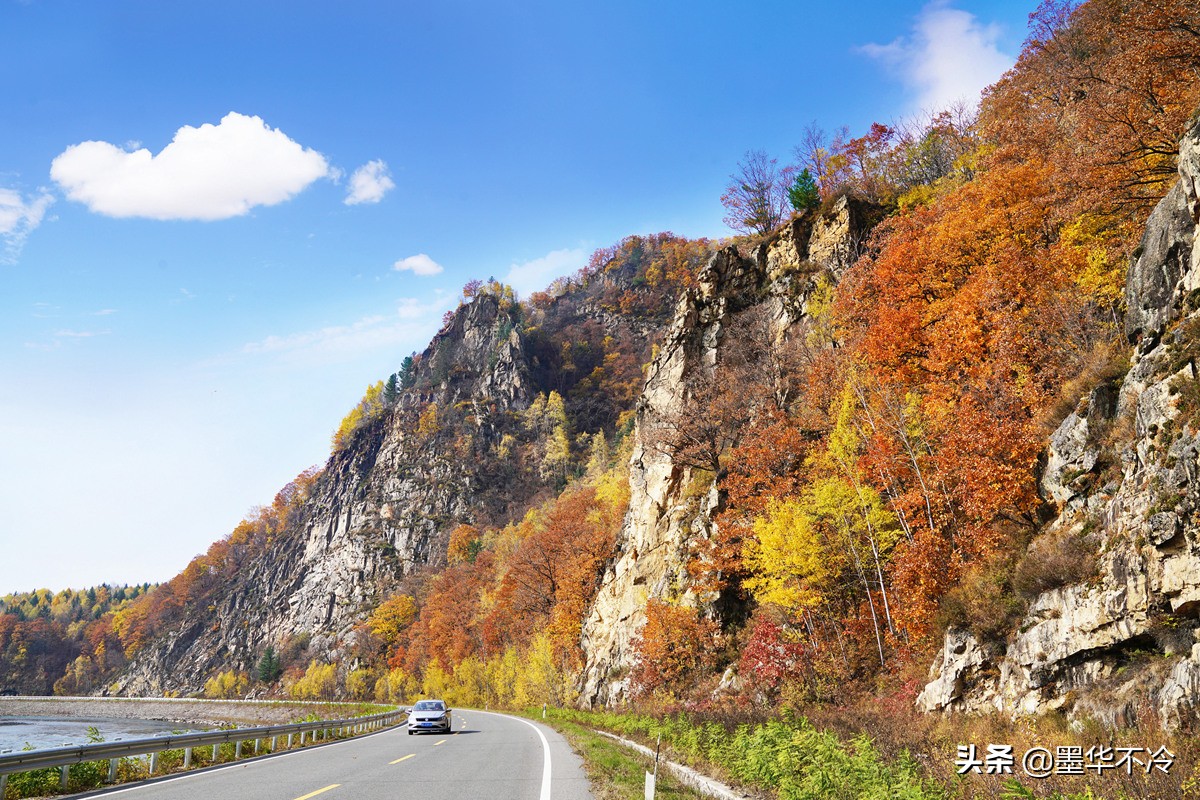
[116,294,539,695]
[579,201,881,704]
[918,114,1200,729]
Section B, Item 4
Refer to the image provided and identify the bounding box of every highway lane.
[79,709,591,800]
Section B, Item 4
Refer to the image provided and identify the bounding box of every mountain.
[110,235,717,696]
[8,0,1199,737]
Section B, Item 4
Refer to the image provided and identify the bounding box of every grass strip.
[539,716,711,800]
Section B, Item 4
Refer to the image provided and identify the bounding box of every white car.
[407,699,452,734]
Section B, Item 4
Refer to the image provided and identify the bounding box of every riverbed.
[0,716,202,753]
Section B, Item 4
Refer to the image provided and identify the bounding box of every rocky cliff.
[579,197,880,704]
[115,294,539,695]
[918,114,1200,729]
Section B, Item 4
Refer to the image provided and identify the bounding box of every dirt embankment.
[0,697,381,727]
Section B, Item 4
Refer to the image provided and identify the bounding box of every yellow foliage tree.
[289,661,337,700]
[368,594,418,649]
[346,668,374,700]
[417,403,440,438]
[203,669,249,699]
[744,497,838,611]
[332,381,386,451]
[373,667,418,703]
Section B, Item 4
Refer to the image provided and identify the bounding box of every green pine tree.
[788,167,820,211]
[257,646,282,683]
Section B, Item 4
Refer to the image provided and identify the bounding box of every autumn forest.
[4,1,1200,763]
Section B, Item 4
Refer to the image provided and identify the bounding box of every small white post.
[184,747,192,769]
[149,751,159,775]
[108,757,118,782]
[645,733,661,800]
[60,764,69,789]
[212,744,219,761]
[235,740,242,759]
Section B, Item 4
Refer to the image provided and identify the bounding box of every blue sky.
[0,0,1034,592]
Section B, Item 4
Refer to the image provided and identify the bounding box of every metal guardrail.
[0,707,406,794]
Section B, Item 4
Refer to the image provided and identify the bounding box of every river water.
[0,717,204,753]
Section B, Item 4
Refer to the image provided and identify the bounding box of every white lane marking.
[470,709,551,800]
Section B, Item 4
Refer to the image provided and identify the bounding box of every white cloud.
[344,160,395,205]
[504,247,587,297]
[50,112,332,221]
[393,253,444,276]
[859,1,1014,112]
[0,187,53,263]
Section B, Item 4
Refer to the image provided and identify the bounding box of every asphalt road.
[79,709,591,800]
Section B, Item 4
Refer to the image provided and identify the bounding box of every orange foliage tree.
[630,600,721,698]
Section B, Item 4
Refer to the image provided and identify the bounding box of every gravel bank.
[0,697,384,727]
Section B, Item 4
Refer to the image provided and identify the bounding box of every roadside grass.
[544,706,944,800]
[536,715,710,800]
[536,703,1200,800]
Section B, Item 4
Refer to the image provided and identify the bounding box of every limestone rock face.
[920,114,1200,729]
[806,195,881,278]
[579,203,878,704]
[916,629,999,714]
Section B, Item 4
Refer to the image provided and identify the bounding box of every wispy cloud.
[858,1,1014,112]
[0,186,54,264]
[24,327,111,350]
[345,160,395,205]
[393,253,444,276]
[50,112,332,221]
[54,329,111,338]
[504,247,586,297]
[240,297,445,366]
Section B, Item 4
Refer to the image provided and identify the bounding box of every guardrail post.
[212,743,219,762]
[184,747,192,769]
[286,733,293,748]
[300,730,307,746]
[271,736,277,751]
[149,751,159,775]
[61,764,69,789]
[254,738,260,754]
[1,773,7,796]
[235,740,242,759]
[109,757,118,782]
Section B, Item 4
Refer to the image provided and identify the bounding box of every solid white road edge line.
[469,709,552,800]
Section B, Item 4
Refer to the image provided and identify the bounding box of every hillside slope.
[919,112,1200,729]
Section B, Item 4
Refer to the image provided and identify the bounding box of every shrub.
[1013,528,1100,602]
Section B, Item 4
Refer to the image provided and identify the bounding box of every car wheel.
[408,730,414,735]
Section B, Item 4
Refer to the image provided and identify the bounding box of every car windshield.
[413,700,444,711]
